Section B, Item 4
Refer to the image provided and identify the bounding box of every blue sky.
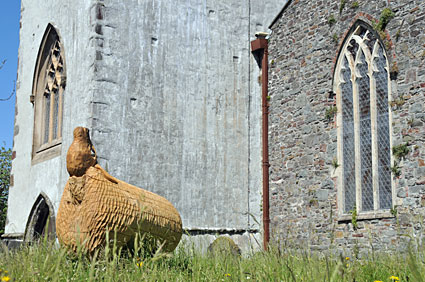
[0,1,20,148]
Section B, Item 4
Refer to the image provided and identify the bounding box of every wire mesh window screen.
[53,88,59,140]
[341,56,356,213]
[43,90,51,144]
[347,39,359,60]
[374,45,392,209]
[366,32,377,54]
[357,50,374,211]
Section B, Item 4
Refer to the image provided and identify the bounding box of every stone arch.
[24,193,56,242]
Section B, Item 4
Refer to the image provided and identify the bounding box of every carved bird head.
[67,127,97,177]
[73,127,90,141]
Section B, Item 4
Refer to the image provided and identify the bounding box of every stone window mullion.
[370,40,379,211]
[352,51,362,213]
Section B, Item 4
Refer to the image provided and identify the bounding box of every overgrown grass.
[0,236,423,281]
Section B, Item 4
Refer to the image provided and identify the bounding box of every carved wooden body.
[56,127,182,253]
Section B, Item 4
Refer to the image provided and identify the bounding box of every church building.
[4,0,425,255]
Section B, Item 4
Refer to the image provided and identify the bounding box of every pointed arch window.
[32,24,66,163]
[335,22,393,216]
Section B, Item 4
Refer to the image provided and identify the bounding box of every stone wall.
[268,0,425,255]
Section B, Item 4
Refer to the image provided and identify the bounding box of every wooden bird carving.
[57,127,182,254]
[66,127,97,177]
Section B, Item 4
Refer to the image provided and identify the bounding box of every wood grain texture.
[57,127,182,253]
[66,127,97,177]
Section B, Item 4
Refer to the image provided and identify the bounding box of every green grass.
[0,237,423,281]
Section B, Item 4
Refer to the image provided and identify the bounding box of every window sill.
[32,141,62,165]
[338,210,395,222]
[36,138,62,153]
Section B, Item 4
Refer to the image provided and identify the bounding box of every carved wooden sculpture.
[56,127,182,254]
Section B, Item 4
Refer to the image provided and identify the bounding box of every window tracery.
[335,22,393,215]
[32,25,65,163]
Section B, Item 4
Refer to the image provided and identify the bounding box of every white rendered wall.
[6,0,96,234]
[6,0,284,236]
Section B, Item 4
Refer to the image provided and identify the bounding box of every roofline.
[268,0,292,29]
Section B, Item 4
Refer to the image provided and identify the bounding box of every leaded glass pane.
[42,39,64,144]
[341,56,356,213]
[53,86,59,140]
[357,50,374,211]
[44,90,50,144]
[347,39,359,60]
[357,26,367,38]
[374,44,392,209]
[365,32,377,55]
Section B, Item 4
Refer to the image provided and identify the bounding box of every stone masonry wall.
[268,0,425,256]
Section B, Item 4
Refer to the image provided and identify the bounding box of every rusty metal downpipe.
[250,32,270,250]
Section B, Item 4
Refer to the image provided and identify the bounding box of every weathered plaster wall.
[89,0,283,231]
[268,0,425,255]
[6,0,96,234]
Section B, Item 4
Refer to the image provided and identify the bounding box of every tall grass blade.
[408,248,424,282]
[88,249,99,282]
[330,261,342,282]
[52,247,67,282]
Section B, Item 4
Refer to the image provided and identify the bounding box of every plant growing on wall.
[392,143,410,161]
[389,96,405,109]
[325,106,338,121]
[390,143,409,179]
[339,0,346,15]
[395,19,405,42]
[332,33,339,44]
[350,206,358,230]
[328,15,336,26]
[331,158,340,172]
[377,8,395,31]
[0,145,12,236]
[391,161,401,178]
[390,62,399,80]
[369,8,395,52]
[390,205,398,217]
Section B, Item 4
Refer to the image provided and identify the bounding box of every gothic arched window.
[32,24,66,163]
[334,22,393,215]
